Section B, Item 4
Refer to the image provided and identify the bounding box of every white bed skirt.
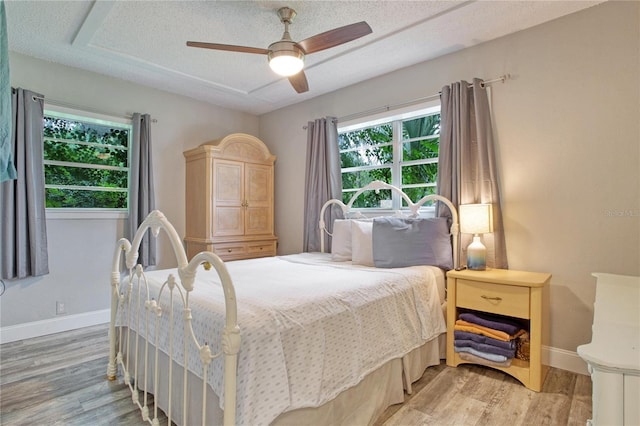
[127,332,444,426]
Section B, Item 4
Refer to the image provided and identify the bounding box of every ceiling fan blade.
[186,41,269,55]
[288,71,309,94]
[297,21,372,54]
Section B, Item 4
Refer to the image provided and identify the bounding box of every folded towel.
[459,312,523,335]
[455,319,526,342]
[454,345,509,363]
[455,320,508,341]
[458,351,512,368]
[454,330,516,350]
[454,338,516,358]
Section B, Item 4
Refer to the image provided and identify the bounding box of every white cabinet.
[577,273,640,426]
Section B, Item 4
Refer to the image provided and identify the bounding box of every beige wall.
[2,52,259,327]
[259,1,640,354]
[3,2,638,360]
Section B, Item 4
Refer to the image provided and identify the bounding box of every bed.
[107,180,460,426]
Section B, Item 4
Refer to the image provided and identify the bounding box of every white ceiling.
[6,0,604,115]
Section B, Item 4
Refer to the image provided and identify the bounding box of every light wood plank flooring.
[1,324,591,425]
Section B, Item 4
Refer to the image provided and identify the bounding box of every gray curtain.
[128,113,156,267]
[0,88,49,279]
[303,117,342,252]
[437,78,508,269]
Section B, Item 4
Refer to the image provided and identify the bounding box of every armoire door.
[244,163,273,236]
[213,159,244,237]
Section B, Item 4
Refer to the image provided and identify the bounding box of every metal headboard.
[318,180,460,269]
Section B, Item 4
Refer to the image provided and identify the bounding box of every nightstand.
[446,268,551,391]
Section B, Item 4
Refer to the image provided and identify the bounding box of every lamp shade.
[268,49,304,76]
[459,203,493,235]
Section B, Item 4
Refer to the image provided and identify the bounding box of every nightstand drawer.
[457,279,530,318]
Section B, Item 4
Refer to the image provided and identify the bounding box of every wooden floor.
[0,324,592,426]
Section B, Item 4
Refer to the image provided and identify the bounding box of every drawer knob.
[228,249,232,253]
[481,295,502,301]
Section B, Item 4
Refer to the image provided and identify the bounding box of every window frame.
[338,100,441,214]
[43,105,132,220]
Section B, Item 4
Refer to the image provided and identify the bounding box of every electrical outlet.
[56,301,66,315]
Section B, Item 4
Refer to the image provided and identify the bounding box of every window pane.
[46,188,127,209]
[339,124,392,150]
[403,137,439,161]
[401,187,437,207]
[401,163,438,185]
[342,168,391,190]
[45,164,128,188]
[44,140,128,167]
[43,117,129,148]
[402,115,440,140]
[344,189,392,209]
[340,144,392,167]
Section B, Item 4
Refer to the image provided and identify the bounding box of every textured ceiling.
[5,0,604,115]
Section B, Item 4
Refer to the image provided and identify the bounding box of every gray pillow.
[372,217,453,269]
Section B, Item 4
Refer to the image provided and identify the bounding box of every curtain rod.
[31,95,157,123]
[304,74,510,129]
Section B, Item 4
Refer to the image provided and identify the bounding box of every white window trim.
[338,100,440,133]
[43,105,132,217]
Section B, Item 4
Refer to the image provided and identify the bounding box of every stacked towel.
[454,311,526,367]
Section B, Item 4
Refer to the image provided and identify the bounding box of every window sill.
[45,209,128,220]
[349,206,436,217]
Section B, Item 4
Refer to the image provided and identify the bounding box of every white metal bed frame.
[107,180,459,426]
[107,211,240,426]
[319,180,460,269]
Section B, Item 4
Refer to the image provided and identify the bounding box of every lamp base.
[467,235,487,271]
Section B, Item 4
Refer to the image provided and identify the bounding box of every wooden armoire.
[183,133,277,261]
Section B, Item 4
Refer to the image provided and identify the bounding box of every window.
[43,108,131,212]
[338,103,441,209]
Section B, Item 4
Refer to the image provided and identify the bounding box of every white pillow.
[331,219,352,261]
[351,220,374,266]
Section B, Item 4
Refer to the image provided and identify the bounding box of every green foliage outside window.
[43,114,130,209]
[339,113,440,208]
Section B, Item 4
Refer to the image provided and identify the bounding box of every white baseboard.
[0,309,110,344]
[543,345,589,376]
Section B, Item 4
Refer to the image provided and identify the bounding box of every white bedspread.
[122,253,446,425]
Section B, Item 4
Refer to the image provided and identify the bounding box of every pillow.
[331,219,352,261]
[372,217,453,269]
[351,220,374,266]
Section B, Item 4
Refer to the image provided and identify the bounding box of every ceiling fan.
[186,7,372,94]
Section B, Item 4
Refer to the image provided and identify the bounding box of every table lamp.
[460,203,493,270]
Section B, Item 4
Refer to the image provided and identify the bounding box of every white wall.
[259,1,640,356]
[1,52,259,328]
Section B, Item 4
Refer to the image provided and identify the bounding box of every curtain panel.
[303,117,342,252]
[437,79,508,269]
[0,88,49,280]
[128,113,156,267]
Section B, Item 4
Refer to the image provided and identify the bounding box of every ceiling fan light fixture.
[268,48,305,76]
[187,7,372,93]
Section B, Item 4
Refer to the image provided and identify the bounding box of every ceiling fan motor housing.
[268,40,305,76]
